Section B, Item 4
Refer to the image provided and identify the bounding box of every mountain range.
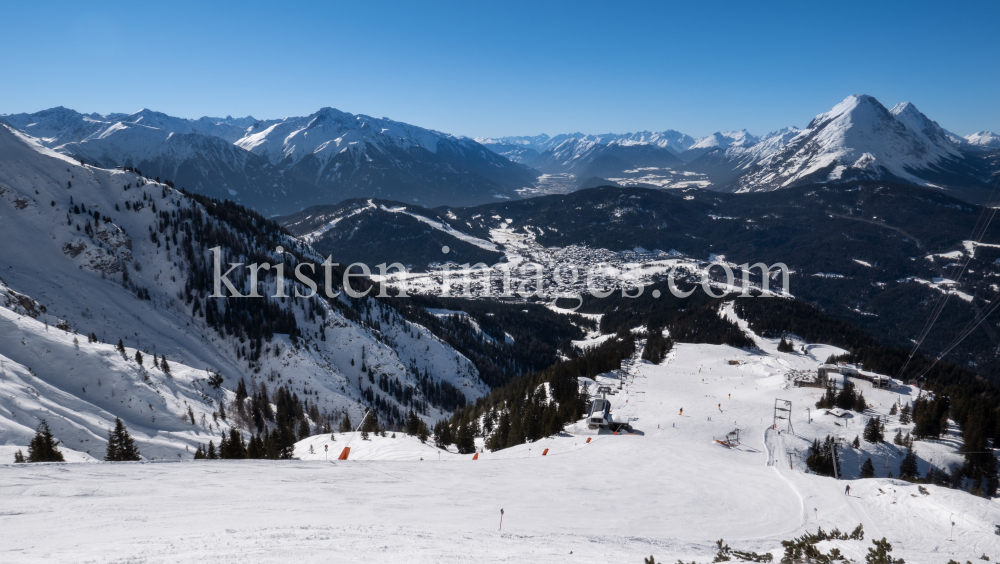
[2,95,998,217]
[479,95,1000,203]
[0,107,538,216]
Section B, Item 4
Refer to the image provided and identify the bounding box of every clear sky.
[1,0,997,138]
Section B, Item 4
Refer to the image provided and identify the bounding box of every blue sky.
[1,1,997,138]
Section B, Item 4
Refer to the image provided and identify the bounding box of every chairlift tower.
[773,398,794,434]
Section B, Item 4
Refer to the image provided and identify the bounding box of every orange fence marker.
[586,437,591,443]
[337,447,351,460]
[542,448,549,456]
[472,453,479,460]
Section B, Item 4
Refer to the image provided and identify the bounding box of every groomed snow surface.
[3,328,999,562]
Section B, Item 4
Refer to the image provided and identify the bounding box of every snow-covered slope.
[735,95,987,194]
[0,124,487,460]
[2,325,996,562]
[967,131,1000,149]
[679,129,759,162]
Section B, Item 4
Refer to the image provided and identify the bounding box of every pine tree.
[13,450,25,463]
[298,419,310,441]
[777,335,793,353]
[893,429,904,445]
[417,420,430,443]
[899,447,919,480]
[153,354,160,369]
[852,435,861,448]
[836,382,858,411]
[866,537,902,563]
[161,357,171,375]
[457,422,476,454]
[899,403,912,425]
[339,413,353,433]
[860,457,876,478]
[816,385,837,409]
[405,409,420,436]
[104,417,141,461]
[194,445,206,459]
[135,351,143,366]
[207,440,218,459]
[863,416,884,443]
[27,420,65,462]
[889,403,898,416]
[235,378,248,404]
[853,391,866,413]
[117,339,125,354]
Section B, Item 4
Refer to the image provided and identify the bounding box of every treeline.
[390,296,590,388]
[433,334,636,453]
[579,282,755,349]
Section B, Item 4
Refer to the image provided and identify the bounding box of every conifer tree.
[104,417,141,461]
[457,422,476,454]
[863,416,884,443]
[893,429,904,445]
[207,440,218,459]
[13,450,25,463]
[235,378,248,404]
[117,339,125,354]
[135,351,143,366]
[194,445,206,459]
[852,435,861,448]
[899,447,919,480]
[866,537,902,563]
[899,403,911,425]
[405,409,420,436]
[860,457,876,478]
[339,413,352,433]
[889,403,898,416]
[853,391,866,413]
[161,357,171,375]
[777,335,793,353]
[298,419,310,441]
[27,420,65,462]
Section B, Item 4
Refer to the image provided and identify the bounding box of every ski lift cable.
[916,293,1000,380]
[901,197,999,373]
[901,178,1000,367]
[895,175,1000,379]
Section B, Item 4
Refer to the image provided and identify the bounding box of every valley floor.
[3,340,999,562]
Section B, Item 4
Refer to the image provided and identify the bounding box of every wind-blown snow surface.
[0,123,486,459]
[2,316,997,562]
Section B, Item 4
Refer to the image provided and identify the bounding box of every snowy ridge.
[0,123,487,460]
[736,95,972,192]
[966,131,1000,149]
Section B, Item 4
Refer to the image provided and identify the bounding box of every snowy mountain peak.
[690,130,758,150]
[889,101,962,157]
[966,130,1000,148]
[736,94,986,193]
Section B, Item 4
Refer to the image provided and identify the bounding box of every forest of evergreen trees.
[431,334,637,453]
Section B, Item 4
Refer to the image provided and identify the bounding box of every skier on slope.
[845,484,851,496]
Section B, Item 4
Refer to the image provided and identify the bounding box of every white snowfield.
[2,327,998,563]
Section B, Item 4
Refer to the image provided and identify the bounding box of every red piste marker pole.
[499,508,504,531]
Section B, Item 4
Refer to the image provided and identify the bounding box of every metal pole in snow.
[499,508,504,531]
